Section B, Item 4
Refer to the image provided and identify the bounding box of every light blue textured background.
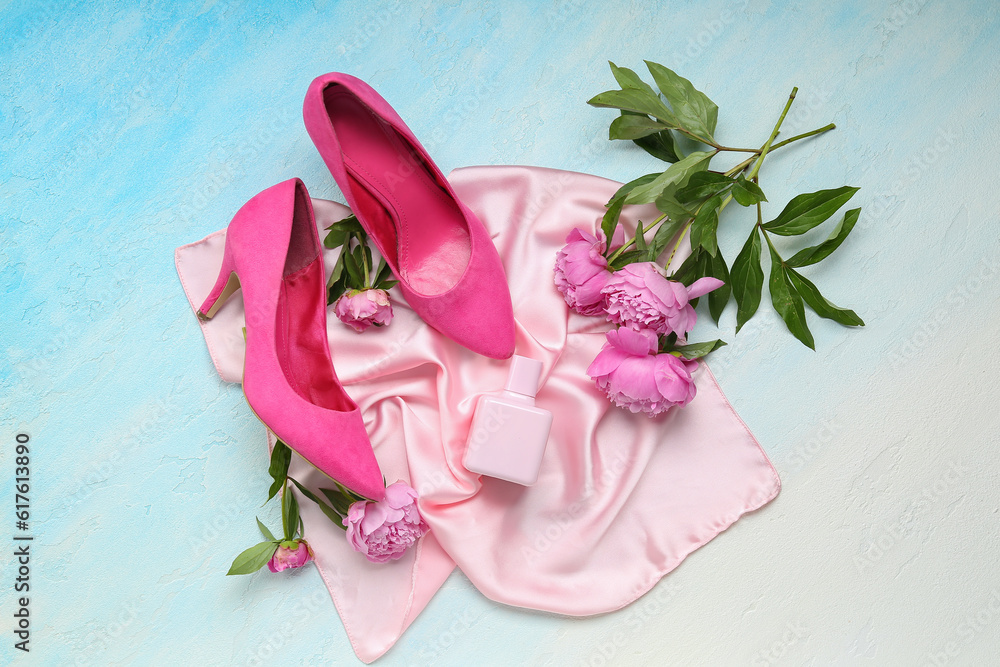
[2,0,999,664]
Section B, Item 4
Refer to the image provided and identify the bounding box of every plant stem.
[616,92,832,275]
[718,192,734,217]
[664,193,734,273]
[281,479,288,539]
[748,87,797,181]
[724,155,757,177]
[674,126,715,147]
[715,145,760,153]
[755,201,779,257]
[359,236,370,287]
[771,122,835,150]
[719,121,834,178]
[606,214,665,263]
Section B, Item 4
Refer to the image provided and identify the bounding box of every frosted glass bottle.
[463,355,553,486]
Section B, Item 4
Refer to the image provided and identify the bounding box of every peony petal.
[360,503,388,535]
[384,482,417,507]
[564,259,606,286]
[574,272,610,305]
[666,305,697,337]
[686,277,725,300]
[653,355,696,404]
[565,227,596,245]
[608,327,658,356]
[607,355,661,402]
[586,345,628,378]
[636,264,679,308]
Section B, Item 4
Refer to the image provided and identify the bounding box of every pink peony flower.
[587,327,698,416]
[334,288,394,333]
[554,227,624,316]
[602,263,723,338]
[267,539,315,573]
[344,482,429,564]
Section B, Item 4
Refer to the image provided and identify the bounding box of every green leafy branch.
[658,331,728,360]
[226,444,304,576]
[226,439,373,576]
[265,440,370,530]
[323,214,397,305]
[589,61,864,348]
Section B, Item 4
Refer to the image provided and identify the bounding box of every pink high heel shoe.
[198,178,385,501]
[303,72,516,359]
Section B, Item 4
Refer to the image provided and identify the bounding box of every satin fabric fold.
[175,165,779,662]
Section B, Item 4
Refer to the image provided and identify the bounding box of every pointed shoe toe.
[303,72,515,359]
[197,178,386,501]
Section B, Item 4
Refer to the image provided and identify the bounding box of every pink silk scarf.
[175,165,780,663]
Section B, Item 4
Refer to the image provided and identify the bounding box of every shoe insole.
[275,184,353,412]
[324,89,471,296]
[278,259,354,412]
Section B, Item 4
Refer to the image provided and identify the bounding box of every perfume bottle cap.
[504,355,543,397]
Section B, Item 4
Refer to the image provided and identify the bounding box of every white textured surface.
[1,0,998,664]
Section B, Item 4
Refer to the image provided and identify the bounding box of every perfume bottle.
[463,355,553,486]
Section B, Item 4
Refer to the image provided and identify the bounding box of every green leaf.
[316,499,347,528]
[226,541,279,576]
[601,173,660,243]
[609,249,648,270]
[328,248,346,286]
[689,195,722,257]
[624,151,713,205]
[785,208,861,267]
[327,271,349,306]
[337,478,368,502]
[608,172,662,205]
[326,214,364,233]
[323,227,348,250]
[320,487,355,516]
[282,486,300,541]
[287,478,320,505]
[289,478,347,529]
[786,269,865,326]
[706,248,731,323]
[341,244,363,287]
[363,244,374,281]
[763,186,860,236]
[731,175,767,207]
[326,250,350,305]
[372,256,393,287]
[610,114,669,140]
[676,172,735,204]
[644,60,718,142]
[601,197,625,245]
[587,88,677,126]
[653,189,693,221]
[633,130,680,163]
[352,245,367,282]
[267,441,291,502]
[731,227,764,333]
[378,279,399,291]
[256,518,276,542]
[768,245,815,349]
[634,221,648,255]
[323,215,364,248]
[671,247,704,286]
[647,213,689,259]
[609,62,657,96]
[671,339,728,360]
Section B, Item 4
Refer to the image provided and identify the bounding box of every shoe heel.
[197,243,241,321]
